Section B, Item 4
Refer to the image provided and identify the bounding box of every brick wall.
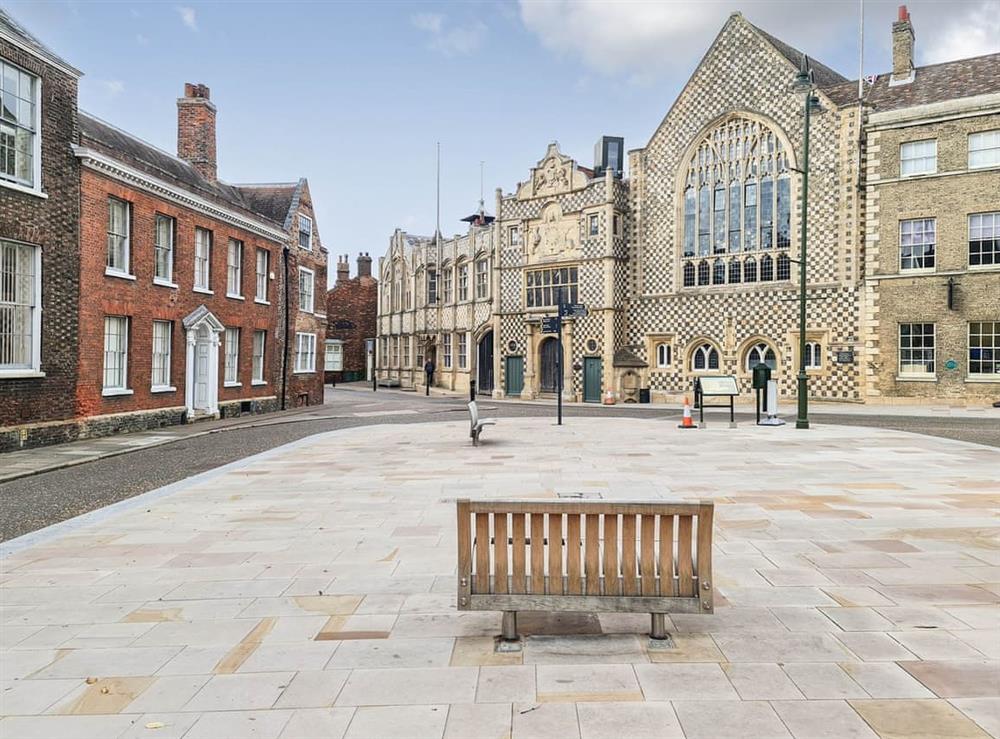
[77,168,284,417]
[0,38,81,430]
[325,264,378,383]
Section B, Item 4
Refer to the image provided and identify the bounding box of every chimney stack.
[891,5,915,85]
[177,83,217,181]
[357,252,372,279]
[336,255,350,284]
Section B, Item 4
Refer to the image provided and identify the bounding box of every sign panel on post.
[541,317,561,334]
[559,303,588,318]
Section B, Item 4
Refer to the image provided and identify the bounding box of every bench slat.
[494,513,509,594]
[585,514,600,595]
[603,514,619,596]
[512,513,526,594]
[567,514,582,595]
[622,514,638,596]
[457,501,472,604]
[530,513,545,595]
[659,514,676,597]
[678,515,694,597]
[640,514,656,596]
[475,513,490,594]
[548,513,563,595]
[468,500,703,515]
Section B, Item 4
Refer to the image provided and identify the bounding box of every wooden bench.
[467,401,496,446]
[456,499,714,644]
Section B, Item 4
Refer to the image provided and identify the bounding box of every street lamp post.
[790,56,822,430]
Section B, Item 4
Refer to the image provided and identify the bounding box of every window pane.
[0,240,38,368]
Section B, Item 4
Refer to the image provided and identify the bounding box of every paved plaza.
[1,417,998,738]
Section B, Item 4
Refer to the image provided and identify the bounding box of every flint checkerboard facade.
[377,12,999,405]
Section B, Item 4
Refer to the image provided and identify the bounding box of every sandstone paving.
[1,417,998,738]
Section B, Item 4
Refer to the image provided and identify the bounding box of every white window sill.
[313,312,327,319]
[966,375,1000,383]
[0,369,45,379]
[151,385,176,393]
[226,293,245,301]
[224,381,242,387]
[102,388,134,397]
[968,264,1000,271]
[251,379,267,386]
[900,171,936,178]
[0,179,47,199]
[896,374,937,382]
[299,308,315,315]
[193,287,214,295]
[254,298,270,305]
[153,279,178,289]
[105,269,136,281]
[899,267,936,275]
[293,369,316,374]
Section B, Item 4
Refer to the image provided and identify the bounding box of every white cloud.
[923,1,1000,64]
[518,0,999,83]
[176,6,198,32]
[411,12,486,56]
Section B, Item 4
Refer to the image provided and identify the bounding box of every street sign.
[541,317,561,334]
[559,303,587,318]
[836,350,854,364]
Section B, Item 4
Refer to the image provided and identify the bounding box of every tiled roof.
[235,183,301,230]
[79,111,287,228]
[750,23,848,88]
[824,53,1000,111]
[0,8,81,76]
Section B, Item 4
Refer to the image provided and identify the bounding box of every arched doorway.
[477,331,494,395]
[539,337,560,394]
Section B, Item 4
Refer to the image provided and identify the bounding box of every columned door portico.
[182,305,225,420]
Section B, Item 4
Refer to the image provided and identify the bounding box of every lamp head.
[789,54,816,94]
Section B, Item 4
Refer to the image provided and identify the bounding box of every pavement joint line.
[0,423,363,558]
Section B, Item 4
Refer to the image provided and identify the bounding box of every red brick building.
[0,11,83,450]
[325,254,377,383]
[1,7,328,451]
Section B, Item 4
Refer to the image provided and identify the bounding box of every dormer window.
[0,61,39,191]
[298,214,313,250]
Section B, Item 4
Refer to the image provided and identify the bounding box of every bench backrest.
[468,401,479,426]
[456,499,713,614]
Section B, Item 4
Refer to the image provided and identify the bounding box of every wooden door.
[504,356,523,396]
[583,356,602,403]
[540,338,559,393]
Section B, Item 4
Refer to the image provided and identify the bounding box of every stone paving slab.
[1,418,999,738]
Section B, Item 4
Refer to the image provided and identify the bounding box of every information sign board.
[698,375,739,396]
[541,317,561,334]
[559,303,588,318]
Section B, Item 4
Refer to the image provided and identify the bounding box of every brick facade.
[0,26,82,441]
[326,254,377,384]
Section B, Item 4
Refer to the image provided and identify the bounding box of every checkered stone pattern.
[579,211,608,260]
[497,315,528,394]
[499,180,607,222]
[499,267,523,313]
[578,261,605,306]
[626,284,862,399]
[626,15,862,398]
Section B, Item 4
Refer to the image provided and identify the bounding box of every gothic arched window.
[744,257,757,283]
[683,262,695,287]
[692,343,720,371]
[729,259,741,284]
[761,254,774,282]
[746,342,777,370]
[679,116,793,286]
[698,260,710,286]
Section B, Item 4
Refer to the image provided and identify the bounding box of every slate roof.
[613,347,648,368]
[0,8,81,76]
[823,53,1000,111]
[79,111,293,231]
[235,182,302,231]
[750,24,849,89]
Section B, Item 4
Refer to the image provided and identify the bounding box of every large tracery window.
[681,117,793,287]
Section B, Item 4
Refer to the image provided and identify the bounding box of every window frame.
[899,218,936,272]
[458,332,468,369]
[223,327,241,386]
[226,239,244,298]
[298,266,315,313]
[525,266,579,308]
[151,320,173,390]
[509,226,522,247]
[900,139,937,177]
[324,339,343,372]
[442,333,453,369]
[968,130,1000,170]
[804,340,822,370]
[255,248,270,302]
[475,258,489,299]
[968,322,999,379]
[153,214,176,286]
[655,343,671,368]
[102,315,131,395]
[0,60,41,193]
[745,341,777,371]
[588,214,599,236]
[0,239,43,375]
[690,342,720,372]
[969,212,999,268]
[898,322,936,378]
[106,197,132,277]
[298,214,313,250]
[294,332,317,373]
[194,227,212,292]
[252,329,267,384]
[457,261,469,302]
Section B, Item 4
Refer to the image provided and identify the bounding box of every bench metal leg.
[650,612,668,641]
[501,611,518,641]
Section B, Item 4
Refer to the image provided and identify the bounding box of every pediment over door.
[182,304,225,333]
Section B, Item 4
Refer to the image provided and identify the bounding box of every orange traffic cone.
[678,396,696,429]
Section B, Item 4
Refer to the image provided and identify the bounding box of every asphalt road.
[2,388,998,542]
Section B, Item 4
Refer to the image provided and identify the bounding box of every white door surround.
[182,305,225,420]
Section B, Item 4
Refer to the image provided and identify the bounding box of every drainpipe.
[281,244,290,410]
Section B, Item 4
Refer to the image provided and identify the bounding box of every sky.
[7,0,999,285]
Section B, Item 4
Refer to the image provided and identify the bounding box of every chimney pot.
[357,252,373,279]
[891,5,915,85]
[177,82,218,182]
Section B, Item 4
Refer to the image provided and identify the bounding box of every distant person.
[424,359,435,396]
